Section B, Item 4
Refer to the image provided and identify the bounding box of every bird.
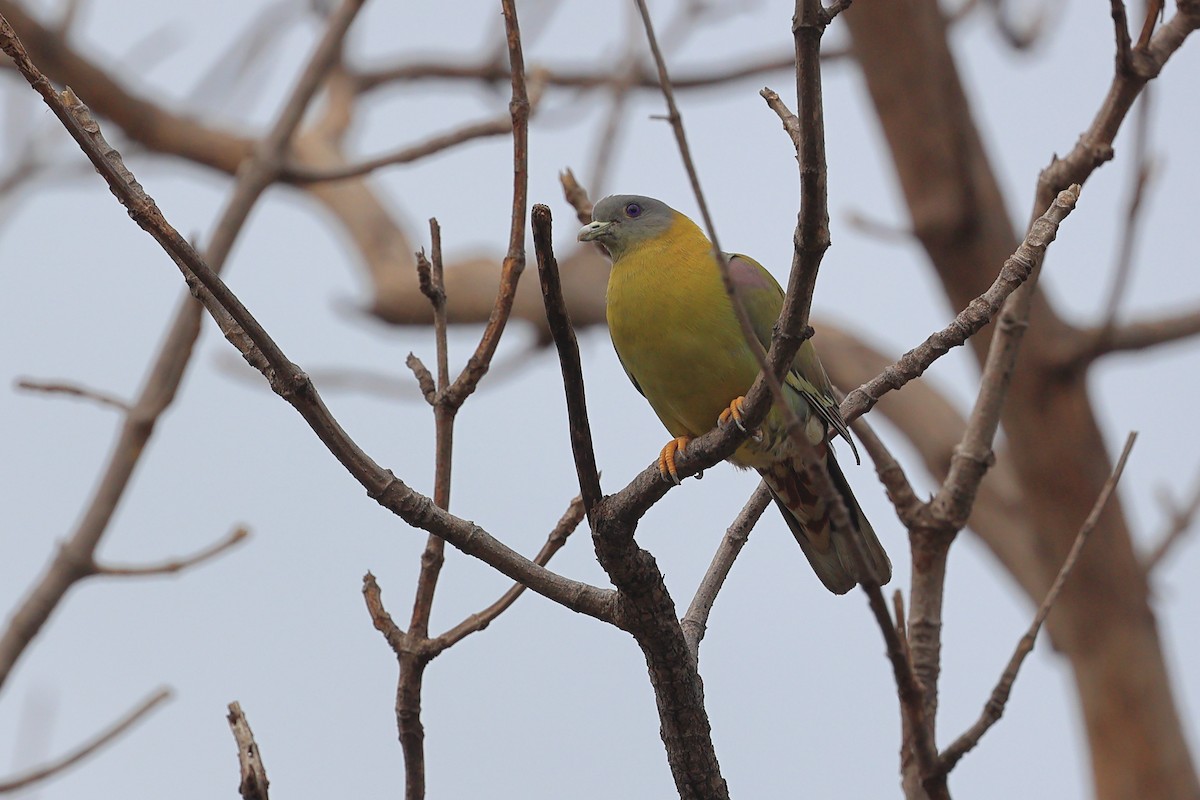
[578,194,891,594]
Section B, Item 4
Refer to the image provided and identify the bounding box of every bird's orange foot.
[717,396,747,432]
[717,396,764,442]
[657,435,693,485]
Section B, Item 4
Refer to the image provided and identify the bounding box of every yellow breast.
[606,213,761,439]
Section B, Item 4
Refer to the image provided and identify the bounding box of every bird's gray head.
[577,194,676,260]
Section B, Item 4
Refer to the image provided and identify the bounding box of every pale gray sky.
[2,1,1198,798]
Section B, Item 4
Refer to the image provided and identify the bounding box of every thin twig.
[862,583,940,787]
[388,223,454,800]
[892,590,911,663]
[760,86,801,149]
[1136,0,1165,48]
[936,432,1138,774]
[840,185,1084,425]
[0,688,171,793]
[1032,3,1199,222]
[428,220,449,396]
[931,185,1082,529]
[430,494,587,654]
[1076,306,1200,357]
[1110,0,1133,72]
[559,168,594,225]
[14,378,130,412]
[362,573,408,654]
[440,0,531,411]
[352,51,803,94]
[848,406,922,526]
[1093,86,1156,353]
[284,115,512,183]
[405,352,437,405]
[826,0,853,20]
[680,482,771,660]
[95,526,248,576]
[399,217,453,800]
[1143,464,1200,572]
[227,701,270,800]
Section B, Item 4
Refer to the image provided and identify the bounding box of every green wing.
[727,253,859,463]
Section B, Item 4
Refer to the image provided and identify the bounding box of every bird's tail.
[759,450,892,594]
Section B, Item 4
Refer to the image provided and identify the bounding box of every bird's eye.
[624,202,642,218]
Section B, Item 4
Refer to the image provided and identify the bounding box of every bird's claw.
[717,396,747,432]
[718,396,764,442]
[657,436,692,485]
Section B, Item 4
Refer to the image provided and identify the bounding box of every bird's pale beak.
[577,220,613,242]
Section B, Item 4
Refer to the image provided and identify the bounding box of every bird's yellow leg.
[657,435,693,485]
[717,396,747,432]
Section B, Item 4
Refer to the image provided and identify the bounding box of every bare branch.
[532,205,603,517]
[0,688,171,794]
[1074,305,1200,358]
[95,526,249,576]
[1136,0,1165,48]
[862,583,941,795]
[283,114,512,183]
[937,432,1139,774]
[1098,88,1155,335]
[825,0,853,21]
[400,218,453,800]
[427,220,450,396]
[840,185,1084,426]
[353,51,803,95]
[430,494,586,654]
[227,702,270,800]
[1110,0,1133,73]
[1143,466,1200,572]
[930,185,1082,529]
[847,405,922,526]
[14,377,130,412]
[760,86,801,150]
[362,572,409,655]
[680,482,771,660]
[1032,3,1199,221]
[559,168,594,225]
[440,0,532,412]
[405,352,437,405]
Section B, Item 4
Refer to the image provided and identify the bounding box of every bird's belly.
[614,314,759,440]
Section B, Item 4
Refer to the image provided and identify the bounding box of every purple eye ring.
[624,202,642,218]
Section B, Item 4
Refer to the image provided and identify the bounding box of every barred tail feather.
[760,452,892,594]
